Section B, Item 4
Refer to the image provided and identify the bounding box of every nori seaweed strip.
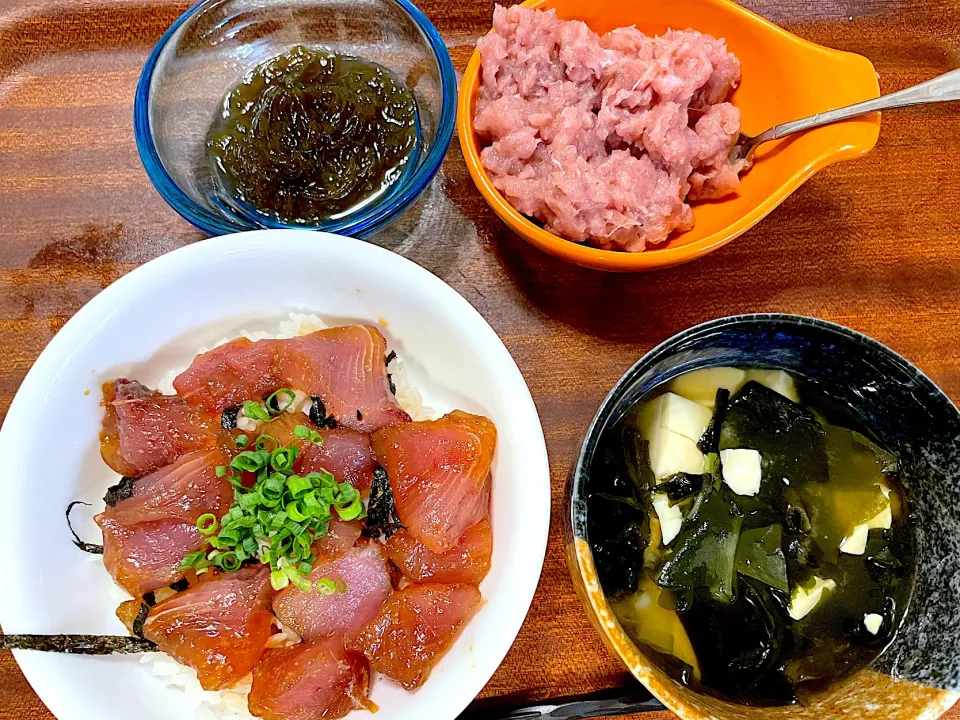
[0,634,156,654]
[386,351,397,396]
[131,603,150,639]
[65,501,103,555]
[357,410,363,421]
[103,476,137,506]
[169,578,189,592]
[697,387,731,454]
[362,466,405,540]
[142,592,156,607]
[221,406,239,430]
[308,396,337,428]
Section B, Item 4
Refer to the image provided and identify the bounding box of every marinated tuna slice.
[372,411,496,553]
[141,566,274,690]
[313,515,363,560]
[279,325,410,432]
[173,326,409,432]
[249,636,374,720]
[173,337,281,412]
[296,429,376,495]
[103,448,233,527]
[385,519,493,585]
[100,379,219,477]
[99,516,205,596]
[273,541,392,641]
[259,414,376,494]
[351,583,481,689]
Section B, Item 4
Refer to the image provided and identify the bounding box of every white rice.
[139,313,430,719]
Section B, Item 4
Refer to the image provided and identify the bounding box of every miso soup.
[586,367,915,705]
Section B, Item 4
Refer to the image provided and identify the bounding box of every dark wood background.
[1,0,958,717]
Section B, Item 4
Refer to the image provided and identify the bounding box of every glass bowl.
[134,0,456,238]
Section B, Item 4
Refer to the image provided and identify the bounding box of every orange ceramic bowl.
[457,0,881,272]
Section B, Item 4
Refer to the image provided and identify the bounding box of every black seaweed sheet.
[0,635,156,654]
[362,466,405,540]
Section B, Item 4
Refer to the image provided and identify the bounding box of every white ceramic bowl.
[0,230,550,720]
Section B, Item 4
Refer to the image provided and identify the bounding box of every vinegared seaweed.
[0,634,156,654]
[362,466,405,540]
[65,501,103,555]
[103,476,137,506]
[206,45,419,226]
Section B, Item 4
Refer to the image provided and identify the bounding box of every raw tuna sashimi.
[248,636,374,720]
[173,326,409,432]
[102,448,233,527]
[273,541,392,641]
[257,414,376,494]
[312,515,363,560]
[99,516,205,596]
[385,519,493,585]
[100,379,219,477]
[372,411,496,553]
[140,566,275,690]
[350,583,481,690]
[173,337,281,412]
[279,326,410,432]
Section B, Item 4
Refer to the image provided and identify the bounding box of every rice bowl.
[0,230,550,720]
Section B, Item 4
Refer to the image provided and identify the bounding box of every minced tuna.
[475,5,745,252]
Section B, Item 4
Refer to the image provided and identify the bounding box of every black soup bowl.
[566,314,960,720]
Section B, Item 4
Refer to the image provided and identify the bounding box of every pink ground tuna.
[475,5,745,252]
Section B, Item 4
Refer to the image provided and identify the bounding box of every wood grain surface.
[0,0,958,718]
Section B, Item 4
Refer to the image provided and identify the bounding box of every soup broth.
[587,368,915,705]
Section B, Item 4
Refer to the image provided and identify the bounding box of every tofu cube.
[788,577,836,621]
[640,393,710,481]
[840,523,869,555]
[863,613,883,635]
[720,448,762,496]
[652,493,684,545]
[669,367,747,408]
[746,369,801,402]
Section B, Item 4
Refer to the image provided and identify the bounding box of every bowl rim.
[134,0,457,239]
[0,229,552,720]
[456,0,880,272]
[566,312,960,717]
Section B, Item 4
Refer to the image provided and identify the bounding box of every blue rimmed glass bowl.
[134,0,456,238]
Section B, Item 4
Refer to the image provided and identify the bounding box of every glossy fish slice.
[140,566,275,691]
[273,541,393,642]
[385,519,493,585]
[312,515,363,560]
[351,583,481,690]
[102,448,232,526]
[372,410,496,553]
[98,516,206,597]
[249,635,374,720]
[173,326,409,432]
[100,379,219,477]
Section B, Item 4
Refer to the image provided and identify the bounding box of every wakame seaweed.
[309,396,337,429]
[362,466,405,540]
[65,501,103,555]
[697,387,730,454]
[103,476,138,507]
[0,634,156,654]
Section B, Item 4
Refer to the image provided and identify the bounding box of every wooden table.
[0,0,958,717]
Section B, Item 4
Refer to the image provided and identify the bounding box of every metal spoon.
[457,686,665,720]
[732,68,960,167]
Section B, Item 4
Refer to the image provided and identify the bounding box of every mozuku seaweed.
[103,476,137,506]
[362,466,405,540]
[65,501,103,555]
[0,634,156,654]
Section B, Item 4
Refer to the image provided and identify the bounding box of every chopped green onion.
[266,388,297,415]
[256,434,279,453]
[231,450,268,473]
[217,552,241,571]
[286,475,313,498]
[286,500,308,523]
[293,424,325,446]
[336,495,365,521]
[271,446,299,473]
[243,400,271,423]
[270,570,290,590]
[335,579,348,594]
[215,465,228,478]
[316,578,336,595]
[236,434,249,449]
[197,513,218,535]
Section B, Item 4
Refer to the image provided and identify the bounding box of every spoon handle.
[457,686,665,720]
[755,67,960,144]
